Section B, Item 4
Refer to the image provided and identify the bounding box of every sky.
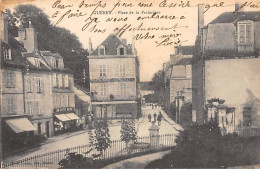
[3,0,257,81]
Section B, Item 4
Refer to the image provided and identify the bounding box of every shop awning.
[65,113,80,120]
[5,118,36,133]
[55,114,71,122]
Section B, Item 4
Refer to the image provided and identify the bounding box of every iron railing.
[2,133,176,169]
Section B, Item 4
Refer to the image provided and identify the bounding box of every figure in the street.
[148,113,152,122]
[157,112,163,126]
[154,113,157,123]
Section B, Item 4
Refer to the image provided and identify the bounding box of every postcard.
[0,0,259,169]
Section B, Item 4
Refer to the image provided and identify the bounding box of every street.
[3,106,181,164]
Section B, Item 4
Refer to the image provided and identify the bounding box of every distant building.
[88,34,141,119]
[163,46,193,124]
[192,4,260,132]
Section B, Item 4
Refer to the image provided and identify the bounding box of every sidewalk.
[158,107,183,131]
[43,129,89,144]
[103,150,171,169]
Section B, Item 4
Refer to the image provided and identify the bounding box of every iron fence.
[2,133,176,169]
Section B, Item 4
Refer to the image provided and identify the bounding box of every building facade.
[192,4,260,132]
[163,46,193,124]
[89,34,140,119]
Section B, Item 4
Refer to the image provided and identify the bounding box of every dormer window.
[238,21,254,45]
[99,45,105,55]
[58,59,64,68]
[4,48,12,60]
[34,59,40,67]
[117,45,126,55]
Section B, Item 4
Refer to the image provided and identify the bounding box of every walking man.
[148,113,152,122]
[157,112,163,126]
[153,113,157,123]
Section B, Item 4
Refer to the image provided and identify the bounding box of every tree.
[6,4,90,90]
[149,70,165,105]
[93,119,111,157]
[120,118,138,153]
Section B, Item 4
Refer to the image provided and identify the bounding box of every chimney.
[89,37,93,54]
[18,19,38,52]
[122,39,127,45]
[198,4,204,37]
[0,12,8,43]
[235,3,244,12]
[174,46,179,55]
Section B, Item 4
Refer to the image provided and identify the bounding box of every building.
[40,51,77,135]
[192,4,260,132]
[0,13,55,156]
[88,34,141,119]
[163,46,193,125]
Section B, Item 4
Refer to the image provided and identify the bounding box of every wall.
[89,57,137,101]
[192,59,205,124]
[205,58,260,127]
[1,68,24,116]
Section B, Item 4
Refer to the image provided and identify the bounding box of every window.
[35,59,40,67]
[6,97,16,114]
[64,95,69,107]
[99,48,105,55]
[58,59,64,68]
[101,83,107,96]
[35,77,42,93]
[52,73,57,87]
[100,65,106,77]
[4,48,11,60]
[36,101,42,114]
[26,76,33,92]
[238,22,254,44]
[58,74,63,87]
[56,95,61,108]
[5,71,16,87]
[27,101,33,115]
[120,48,124,55]
[119,64,126,77]
[52,57,56,67]
[120,83,127,95]
[64,75,69,87]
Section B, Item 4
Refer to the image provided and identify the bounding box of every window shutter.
[41,81,44,94]
[4,71,8,87]
[12,97,17,114]
[12,72,16,87]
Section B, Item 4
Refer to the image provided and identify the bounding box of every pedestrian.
[157,112,162,126]
[154,113,157,123]
[148,113,152,122]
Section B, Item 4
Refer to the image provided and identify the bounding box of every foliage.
[147,70,165,104]
[145,122,260,169]
[180,102,192,127]
[120,119,138,144]
[58,152,95,169]
[5,5,89,90]
[93,119,111,154]
[170,101,176,120]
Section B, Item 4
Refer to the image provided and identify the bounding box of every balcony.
[92,95,137,102]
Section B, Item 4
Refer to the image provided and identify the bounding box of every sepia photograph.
[0,0,259,169]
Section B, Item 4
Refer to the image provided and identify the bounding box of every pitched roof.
[90,34,134,56]
[174,58,193,65]
[177,46,194,55]
[209,11,260,25]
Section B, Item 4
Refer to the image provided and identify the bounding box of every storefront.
[53,113,80,135]
[2,117,37,156]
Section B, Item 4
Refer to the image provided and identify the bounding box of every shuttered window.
[6,97,17,114]
[5,71,16,87]
[64,75,69,87]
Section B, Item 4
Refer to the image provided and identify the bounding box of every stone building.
[163,46,193,124]
[89,34,141,119]
[192,4,260,132]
